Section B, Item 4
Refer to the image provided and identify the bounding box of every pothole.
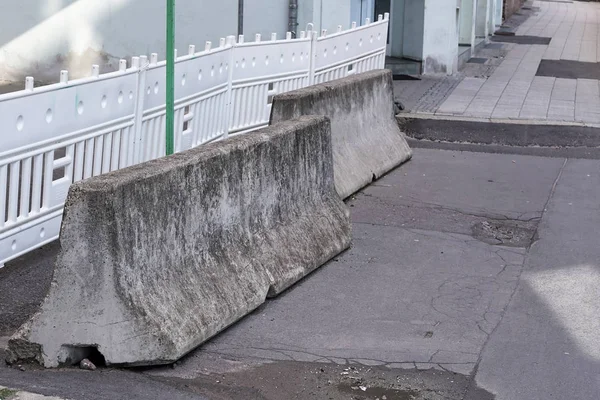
[472,219,537,247]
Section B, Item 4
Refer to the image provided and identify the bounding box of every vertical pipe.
[288,0,298,38]
[166,0,175,156]
[238,0,244,36]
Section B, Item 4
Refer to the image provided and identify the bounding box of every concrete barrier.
[6,116,351,367]
[270,69,412,199]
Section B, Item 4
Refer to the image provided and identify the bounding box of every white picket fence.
[0,15,389,266]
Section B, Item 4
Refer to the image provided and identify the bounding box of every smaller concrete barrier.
[6,116,350,367]
[270,69,412,199]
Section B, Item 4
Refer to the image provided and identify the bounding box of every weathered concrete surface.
[148,150,560,375]
[6,116,351,368]
[472,158,600,400]
[2,147,598,399]
[398,115,600,148]
[270,69,412,199]
[406,137,600,160]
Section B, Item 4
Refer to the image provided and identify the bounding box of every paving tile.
[547,113,575,122]
[552,78,577,101]
[478,84,509,97]
[520,106,549,120]
[575,111,600,123]
[544,48,563,60]
[579,41,597,62]
[548,100,575,120]
[491,104,522,119]
[497,93,527,105]
[418,1,600,119]
[576,98,600,107]
[549,99,576,109]
[463,96,499,118]
[576,78,600,100]
[436,99,471,115]
[531,76,557,88]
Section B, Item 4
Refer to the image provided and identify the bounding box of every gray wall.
[351,0,375,26]
[244,0,289,39]
[389,0,405,58]
[459,0,476,45]
[297,0,353,34]
[475,0,489,37]
[402,0,425,60]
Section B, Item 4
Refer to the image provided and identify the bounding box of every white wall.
[422,0,459,74]
[0,0,238,84]
[244,0,288,39]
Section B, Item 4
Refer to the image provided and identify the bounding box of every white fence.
[0,15,389,266]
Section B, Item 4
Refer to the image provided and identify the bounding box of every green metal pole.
[166,0,175,156]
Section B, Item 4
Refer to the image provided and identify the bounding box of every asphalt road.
[3,146,598,399]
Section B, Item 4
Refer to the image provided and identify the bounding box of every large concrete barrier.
[270,69,412,199]
[6,116,350,367]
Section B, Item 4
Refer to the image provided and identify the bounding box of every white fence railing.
[0,14,389,266]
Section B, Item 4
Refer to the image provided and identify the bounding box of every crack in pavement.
[354,191,543,223]
[189,348,478,369]
[464,157,569,396]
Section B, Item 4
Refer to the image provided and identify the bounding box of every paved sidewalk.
[400,0,600,126]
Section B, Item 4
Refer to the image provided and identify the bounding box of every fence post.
[131,56,148,166]
[308,24,317,86]
[383,13,390,69]
[224,35,237,138]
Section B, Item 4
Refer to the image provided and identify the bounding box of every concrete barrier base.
[6,116,350,367]
[270,69,412,199]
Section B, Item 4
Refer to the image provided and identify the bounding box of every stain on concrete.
[424,57,447,75]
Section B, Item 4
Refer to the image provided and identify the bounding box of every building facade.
[0,0,508,86]
[359,0,505,75]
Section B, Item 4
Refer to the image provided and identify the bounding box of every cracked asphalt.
[1,148,599,399]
